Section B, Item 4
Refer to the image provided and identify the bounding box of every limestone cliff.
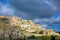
[0,16,59,39]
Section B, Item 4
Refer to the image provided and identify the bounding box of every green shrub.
[35,36,51,40]
[31,32,37,34]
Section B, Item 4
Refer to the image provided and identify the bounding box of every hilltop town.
[0,16,60,40]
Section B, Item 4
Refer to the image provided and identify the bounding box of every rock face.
[0,16,59,39]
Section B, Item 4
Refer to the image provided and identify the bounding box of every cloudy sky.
[0,0,60,32]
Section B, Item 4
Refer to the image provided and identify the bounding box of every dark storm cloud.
[53,0,60,7]
[9,0,59,19]
[1,0,60,32]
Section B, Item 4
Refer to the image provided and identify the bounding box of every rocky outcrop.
[0,16,59,40]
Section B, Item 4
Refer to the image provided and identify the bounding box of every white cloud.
[40,22,49,28]
[33,18,41,23]
[44,0,58,11]
[33,18,50,28]
[33,14,60,29]
[33,18,49,23]
[0,2,15,16]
